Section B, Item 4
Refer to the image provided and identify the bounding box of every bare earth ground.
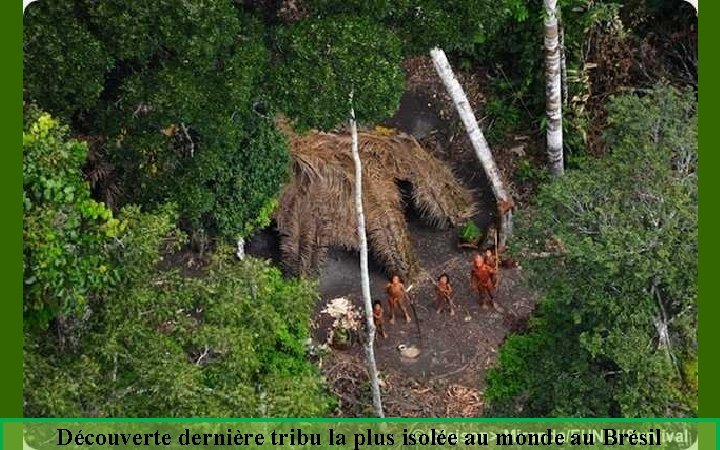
[307,57,539,417]
[316,228,536,417]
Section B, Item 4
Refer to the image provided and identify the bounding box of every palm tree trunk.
[349,91,384,418]
[544,0,564,176]
[429,48,513,250]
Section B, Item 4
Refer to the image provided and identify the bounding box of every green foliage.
[110,203,185,287]
[485,96,524,145]
[23,2,113,119]
[81,0,245,65]
[486,85,697,417]
[562,1,625,157]
[392,0,528,55]
[23,111,332,417]
[174,116,290,238]
[306,0,412,21]
[473,0,627,156]
[23,108,119,329]
[24,0,288,239]
[682,355,698,393]
[459,221,482,242]
[306,0,528,55]
[467,1,544,144]
[514,157,548,185]
[25,227,334,417]
[270,16,405,131]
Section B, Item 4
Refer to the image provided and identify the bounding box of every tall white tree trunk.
[429,48,514,250]
[236,238,245,260]
[558,7,568,107]
[544,0,564,176]
[349,91,384,418]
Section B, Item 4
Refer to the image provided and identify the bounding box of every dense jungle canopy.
[23,0,697,417]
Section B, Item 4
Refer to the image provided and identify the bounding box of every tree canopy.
[24,0,289,240]
[270,16,405,131]
[22,0,698,419]
[485,85,697,417]
[23,110,334,417]
[23,107,120,329]
[306,0,529,54]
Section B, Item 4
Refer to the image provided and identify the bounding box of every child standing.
[372,300,387,338]
[435,273,455,316]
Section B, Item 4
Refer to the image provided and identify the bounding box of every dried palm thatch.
[276,129,476,280]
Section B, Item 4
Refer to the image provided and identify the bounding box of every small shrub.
[459,221,482,243]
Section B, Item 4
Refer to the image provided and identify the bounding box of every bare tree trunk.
[544,0,564,176]
[558,7,568,107]
[429,48,514,250]
[349,91,384,418]
[236,238,245,260]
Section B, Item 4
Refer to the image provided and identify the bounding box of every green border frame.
[697,0,718,419]
[6,0,714,420]
[0,418,718,423]
[2,0,24,418]
[2,420,717,450]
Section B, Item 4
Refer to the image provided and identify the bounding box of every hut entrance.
[395,178,455,236]
[318,247,389,302]
[396,179,425,226]
[245,220,283,264]
[317,177,457,301]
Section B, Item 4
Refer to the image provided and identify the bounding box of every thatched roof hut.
[275,130,476,280]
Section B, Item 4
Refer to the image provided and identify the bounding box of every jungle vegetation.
[23,0,697,417]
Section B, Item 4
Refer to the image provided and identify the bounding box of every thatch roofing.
[275,129,476,280]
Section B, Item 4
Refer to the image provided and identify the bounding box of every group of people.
[372,249,503,338]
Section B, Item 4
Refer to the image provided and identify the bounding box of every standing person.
[470,254,503,313]
[484,248,499,288]
[435,273,455,316]
[372,300,388,338]
[386,274,412,324]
